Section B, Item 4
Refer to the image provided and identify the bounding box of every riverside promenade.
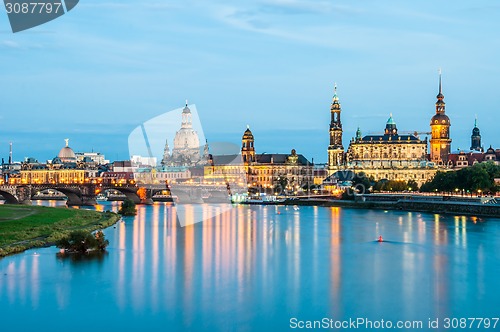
[256,194,500,218]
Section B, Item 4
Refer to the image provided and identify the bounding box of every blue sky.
[0,0,499,164]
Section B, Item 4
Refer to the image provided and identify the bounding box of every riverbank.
[268,197,500,218]
[0,205,121,258]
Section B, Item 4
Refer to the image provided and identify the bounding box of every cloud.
[1,40,20,48]
[1,39,45,49]
[257,0,360,15]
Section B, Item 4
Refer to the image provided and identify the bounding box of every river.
[1,201,500,331]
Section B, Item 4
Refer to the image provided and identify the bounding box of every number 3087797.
[5,2,63,14]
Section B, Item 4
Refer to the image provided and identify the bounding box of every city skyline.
[0,85,497,165]
[1,0,499,162]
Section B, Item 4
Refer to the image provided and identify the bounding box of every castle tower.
[241,126,255,165]
[327,83,344,173]
[470,117,483,152]
[384,114,398,136]
[430,72,451,164]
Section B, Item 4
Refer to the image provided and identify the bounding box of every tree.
[352,172,372,194]
[419,163,500,193]
[407,180,419,191]
[56,230,108,253]
[373,179,389,191]
[119,199,137,216]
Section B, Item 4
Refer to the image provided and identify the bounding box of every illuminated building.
[19,168,85,185]
[327,84,344,174]
[203,127,314,194]
[345,115,435,185]
[429,72,452,165]
[134,166,191,184]
[158,102,207,167]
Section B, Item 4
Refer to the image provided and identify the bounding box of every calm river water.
[1,201,500,331]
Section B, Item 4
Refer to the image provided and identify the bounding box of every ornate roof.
[57,139,76,161]
[242,126,254,140]
[430,113,450,125]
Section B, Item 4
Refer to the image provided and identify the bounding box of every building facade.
[344,115,435,185]
[204,127,314,194]
[326,74,500,187]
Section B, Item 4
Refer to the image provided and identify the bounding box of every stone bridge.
[0,183,239,206]
[0,184,161,206]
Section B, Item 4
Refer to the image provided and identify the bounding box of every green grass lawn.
[0,205,120,257]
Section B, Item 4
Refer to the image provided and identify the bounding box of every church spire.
[328,82,344,173]
[436,69,444,101]
[438,68,442,95]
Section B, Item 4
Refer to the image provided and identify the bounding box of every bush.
[119,199,137,216]
[56,230,109,253]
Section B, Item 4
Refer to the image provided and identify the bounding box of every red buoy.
[378,235,383,242]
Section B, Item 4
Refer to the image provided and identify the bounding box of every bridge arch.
[36,187,83,206]
[0,190,20,204]
[102,187,141,204]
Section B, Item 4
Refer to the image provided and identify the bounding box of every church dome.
[486,146,495,154]
[58,139,76,162]
[472,126,480,135]
[171,101,201,165]
[430,113,450,125]
[173,129,200,150]
[242,127,254,140]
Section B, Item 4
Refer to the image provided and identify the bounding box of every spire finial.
[65,138,69,147]
[438,68,442,95]
[185,99,188,106]
[475,114,478,128]
[246,124,250,130]
[332,82,339,102]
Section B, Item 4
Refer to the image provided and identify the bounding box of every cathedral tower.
[241,126,255,165]
[470,117,482,152]
[430,72,451,164]
[328,84,344,173]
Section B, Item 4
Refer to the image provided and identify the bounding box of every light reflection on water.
[1,201,500,331]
